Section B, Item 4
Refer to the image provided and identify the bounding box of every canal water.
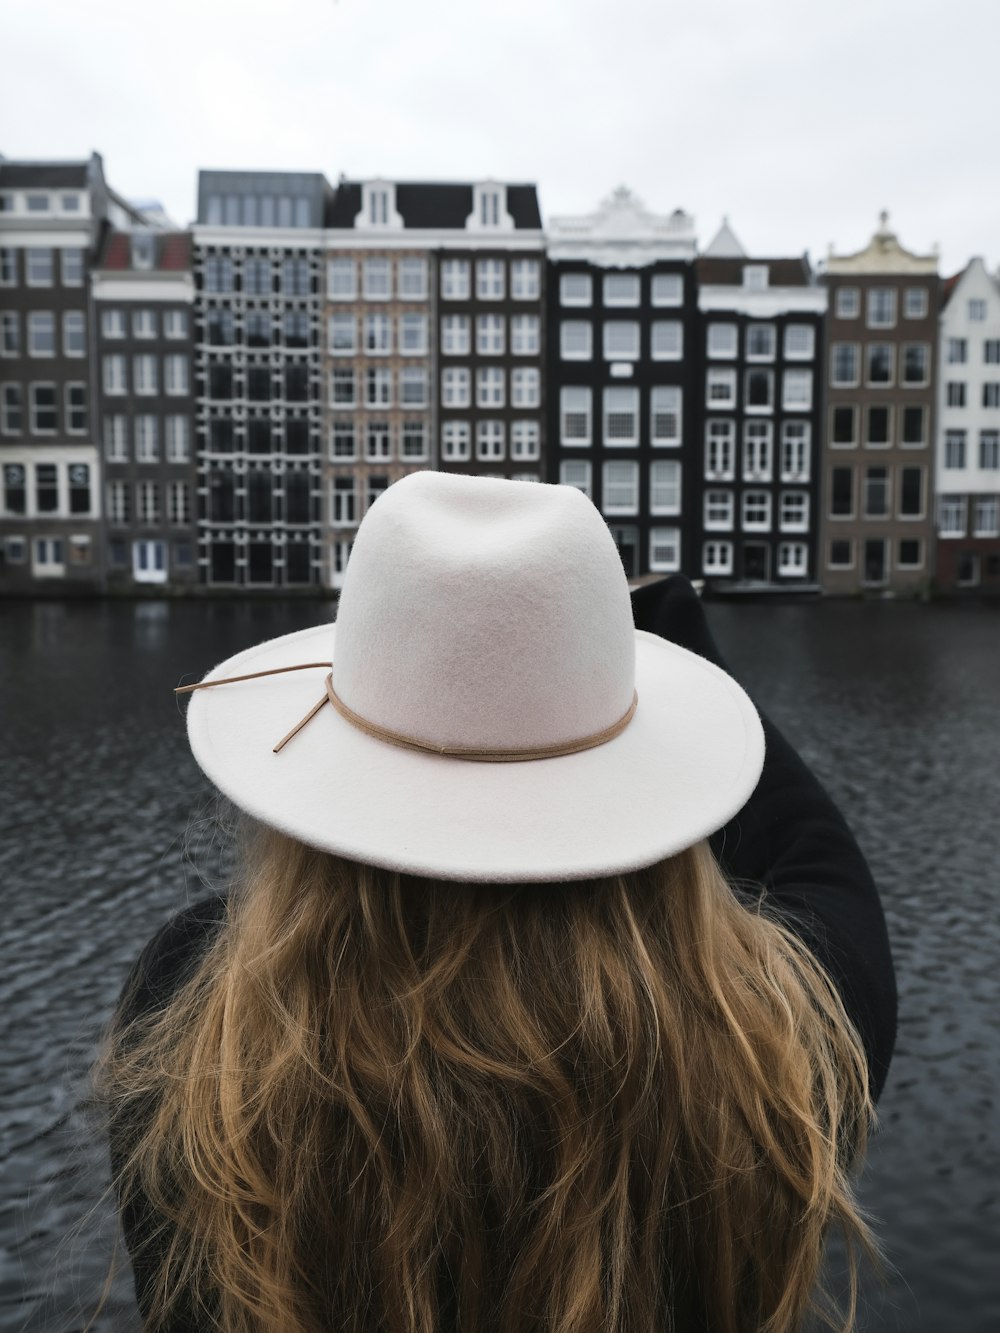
[0,595,997,1331]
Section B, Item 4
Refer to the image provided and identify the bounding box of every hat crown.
[333,474,636,751]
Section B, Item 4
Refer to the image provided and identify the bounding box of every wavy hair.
[101,823,876,1333]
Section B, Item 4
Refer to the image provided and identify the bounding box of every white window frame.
[650,386,682,448]
[706,368,736,408]
[511,420,540,460]
[602,387,639,446]
[28,312,56,357]
[364,312,392,355]
[777,542,808,576]
[559,459,591,497]
[651,273,683,307]
[134,413,159,463]
[745,323,776,361]
[705,420,735,481]
[783,324,815,359]
[62,311,86,358]
[442,367,471,408]
[560,321,592,360]
[476,314,505,356]
[441,315,470,355]
[704,489,734,531]
[442,420,471,461]
[398,258,428,300]
[867,287,897,329]
[165,415,191,462]
[362,257,391,301]
[780,491,810,533]
[937,496,966,537]
[329,313,356,355]
[399,367,428,408]
[603,321,640,361]
[601,460,639,515]
[103,354,128,395]
[476,419,505,460]
[476,366,505,408]
[649,527,681,573]
[602,273,640,307]
[441,259,470,300]
[649,460,681,516]
[511,259,540,300]
[399,313,428,356]
[164,310,188,339]
[133,354,158,396]
[510,314,540,355]
[743,421,773,481]
[780,422,811,482]
[511,368,540,409]
[782,369,813,412]
[744,368,774,413]
[164,355,189,396]
[327,258,357,301]
[560,272,592,307]
[476,259,505,301]
[560,387,591,445]
[651,321,682,360]
[702,541,733,576]
[330,366,357,407]
[741,490,772,532]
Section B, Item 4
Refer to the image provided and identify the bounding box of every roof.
[326,181,543,230]
[696,256,813,286]
[703,219,746,259]
[96,229,192,271]
[0,161,91,188]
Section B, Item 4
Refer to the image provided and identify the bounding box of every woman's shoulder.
[117,894,229,1028]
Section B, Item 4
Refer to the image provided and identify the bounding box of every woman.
[104,472,896,1333]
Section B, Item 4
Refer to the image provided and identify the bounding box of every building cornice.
[324,229,544,252]
[825,212,938,276]
[91,272,195,302]
[546,186,696,267]
[697,286,827,316]
[0,224,93,247]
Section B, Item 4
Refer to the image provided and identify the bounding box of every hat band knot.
[177,663,638,762]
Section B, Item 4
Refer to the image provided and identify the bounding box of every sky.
[1,0,997,276]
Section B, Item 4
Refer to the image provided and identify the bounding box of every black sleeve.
[110,895,228,1328]
[631,576,897,1102]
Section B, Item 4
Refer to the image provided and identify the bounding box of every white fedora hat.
[181,472,764,882]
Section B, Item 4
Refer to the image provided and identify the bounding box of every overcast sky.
[2,0,996,275]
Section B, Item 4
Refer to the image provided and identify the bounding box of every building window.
[944,430,967,469]
[898,539,922,568]
[702,541,733,576]
[365,366,392,407]
[35,463,59,512]
[283,310,310,348]
[132,309,157,339]
[866,406,891,447]
[0,248,16,285]
[0,312,18,357]
[243,257,272,296]
[651,273,683,307]
[650,460,681,515]
[365,420,391,461]
[329,314,356,354]
[476,367,505,408]
[2,463,25,512]
[648,527,681,573]
[602,274,640,307]
[363,258,391,300]
[476,314,505,356]
[442,420,471,461]
[330,367,356,407]
[27,248,54,287]
[780,422,810,481]
[603,321,640,360]
[743,421,773,479]
[867,287,897,328]
[364,312,392,355]
[401,419,427,460]
[745,369,774,412]
[984,340,1000,364]
[327,258,356,300]
[828,538,853,569]
[330,419,356,459]
[132,235,155,269]
[511,259,540,300]
[101,310,125,339]
[476,259,505,301]
[742,490,771,532]
[777,542,808,577]
[442,367,471,408]
[602,387,639,445]
[704,490,734,531]
[135,414,159,462]
[163,310,188,339]
[901,405,925,447]
[746,323,776,360]
[899,467,924,518]
[864,466,889,517]
[280,257,310,296]
[784,324,815,359]
[399,313,428,355]
[560,321,592,359]
[560,273,592,307]
[835,287,860,319]
[946,381,966,408]
[399,367,428,407]
[164,355,189,395]
[134,354,157,395]
[441,315,470,355]
[937,496,966,536]
[107,480,131,523]
[511,420,540,460]
[511,368,540,408]
[980,430,1000,469]
[104,414,128,461]
[973,497,1000,537]
[650,386,681,447]
[831,405,857,448]
[511,315,539,355]
[705,420,735,480]
[30,383,57,433]
[900,344,928,385]
[830,466,854,517]
[366,474,389,512]
[984,383,1000,408]
[866,343,893,385]
[441,259,470,300]
[780,491,809,531]
[743,265,768,291]
[947,337,967,364]
[559,460,591,497]
[831,343,859,386]
[560,387,591,444]
[136,480,159,524]
[332,476,356,526]
[782,370,812,411]
[707,323,737,358]
[602,461,639,514]
[203,255,234,293]
[167,481,190,525]
[651,321,682,360]
[706,368,736,408]
[61,249,84,286]
[968,299,987,321]
[206,308,235,346]
[28,312,55,357]
[398,258,428,300]
[903,287,928,319]
[476,420,505,460]
[165,416,190,462]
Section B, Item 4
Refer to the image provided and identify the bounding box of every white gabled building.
[936,258,1000,593]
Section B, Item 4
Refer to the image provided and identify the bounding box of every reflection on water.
[0,597,997,1331]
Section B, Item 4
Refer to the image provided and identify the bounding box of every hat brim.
[186,625,764,883]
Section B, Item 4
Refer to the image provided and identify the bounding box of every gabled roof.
[96,230,192,271]
[702,218,746,259]
[326,181,542,231]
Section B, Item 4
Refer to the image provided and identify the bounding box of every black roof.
[696,256,813,286]
[0,161,90,188]
[326,181,542,230]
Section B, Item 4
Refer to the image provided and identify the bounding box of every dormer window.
[480,189,501,227]
[468,183,510,232]
[369,188,389,226]
[131,234,155,270]
[26,194,51,213]
[358,181,399,230]
[743,265,768,291]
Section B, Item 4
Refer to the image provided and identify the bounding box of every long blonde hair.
[102,823,876,1333]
